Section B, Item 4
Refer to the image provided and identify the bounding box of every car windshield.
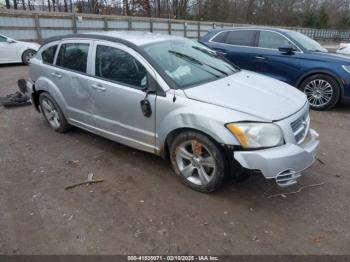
[287,31,328,52]
[142,39,238,89]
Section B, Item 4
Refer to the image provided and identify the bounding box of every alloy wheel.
[42,98,61,129]
[24,50,35,64]
[304,79,334,108]
[175,140,216,186]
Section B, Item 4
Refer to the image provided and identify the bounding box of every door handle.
[50,72,62,78]
[255,56,266,60]
[91,84,107,92]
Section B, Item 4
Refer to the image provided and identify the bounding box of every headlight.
[342,65,350,73]
[226,122,284,149]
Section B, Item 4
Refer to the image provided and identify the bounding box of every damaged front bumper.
[234,129,320,187]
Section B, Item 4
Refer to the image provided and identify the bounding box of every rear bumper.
[234,129,319,187]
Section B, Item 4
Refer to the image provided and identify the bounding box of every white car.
[0,34,40,65]
[336,43,350,56]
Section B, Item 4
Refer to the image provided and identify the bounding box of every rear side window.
[95,45,147,89]
[56,43,89,73]
[0,36,7,42]
[212,31,228,43]
[41,45,58,64]
[226,30,256,46]
[258,31,294,49]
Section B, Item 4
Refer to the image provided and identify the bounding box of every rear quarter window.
[226,30,256,46]
[212,31,228,43]
[41,45,58,64]
[56,43,89,73]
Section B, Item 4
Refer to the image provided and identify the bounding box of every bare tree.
[5,0,11,9]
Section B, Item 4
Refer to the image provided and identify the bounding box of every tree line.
[2,0,350,29]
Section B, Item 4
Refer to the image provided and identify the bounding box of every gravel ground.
[0,65,349,255]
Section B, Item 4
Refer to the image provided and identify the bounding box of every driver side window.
[95,45,147,90]
[258,31,297,50]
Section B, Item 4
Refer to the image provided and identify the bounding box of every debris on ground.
[313,235,325,243]
[0,91,31,107]
[157,228,168,236]
[317,158,326,165]
[65,159,81,167]
[267,182,325,199]
[0,79,31,107]
[65,173,104,190]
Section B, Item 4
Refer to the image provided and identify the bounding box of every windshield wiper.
[192,46,239,73]
[168,50,229,77]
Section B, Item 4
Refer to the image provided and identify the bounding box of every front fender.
[155,94,260,153]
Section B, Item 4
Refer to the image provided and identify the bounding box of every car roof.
[43,31,185,47]
[210,26,292,34]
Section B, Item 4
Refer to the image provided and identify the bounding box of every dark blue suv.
[200,27,350,110]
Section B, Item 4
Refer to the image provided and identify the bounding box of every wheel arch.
[296,70,344,101]
[160,127,230,160]
[21,48,36,63]
[32,77,69,117]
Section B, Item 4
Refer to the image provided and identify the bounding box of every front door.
[254,30,301,84]
[88,41,157,153]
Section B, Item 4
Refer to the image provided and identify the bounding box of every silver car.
[24,32,319,192]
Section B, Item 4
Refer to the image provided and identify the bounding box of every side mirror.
[6,38,16,44]
[279,45,294,54]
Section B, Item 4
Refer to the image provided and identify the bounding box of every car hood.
[183,70,307,121]
[308,51,350,63]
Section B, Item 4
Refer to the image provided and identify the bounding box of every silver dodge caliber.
[24,32,320,192]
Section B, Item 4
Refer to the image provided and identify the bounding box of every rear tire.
[21,49,36,65]
[299,74,340,110]
[39,92,71,133]
[169,131,227,192]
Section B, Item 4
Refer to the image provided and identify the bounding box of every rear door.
[207,29,259,71]
[52,40,95,125]
[255,30,302,84]
[88,41,157,153]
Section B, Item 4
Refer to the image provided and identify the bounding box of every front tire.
[299,74,340,110]
[39,92,71,133]
[22,49,36,65]
[169,131,227,192]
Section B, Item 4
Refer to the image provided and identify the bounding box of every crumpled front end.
[233,104,320,187]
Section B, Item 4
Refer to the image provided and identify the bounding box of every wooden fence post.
[168,19,171,35]
[72,13,77,33]
[184,22,187,38]
[197,21,201,40]
[128,17,132,30]
[150,18,153,32]
[34,14,42,43]
[103,17,108,31]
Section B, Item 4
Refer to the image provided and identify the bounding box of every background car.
[200,27,350,110]
[336,43,350,55]
[0,34,40,65]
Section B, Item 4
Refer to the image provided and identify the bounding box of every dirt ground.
[0,65,349,255]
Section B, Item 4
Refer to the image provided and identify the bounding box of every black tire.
[299,74,340,110]
[39,92,71,133]
[169,131,227,193]
[21,49,36,65]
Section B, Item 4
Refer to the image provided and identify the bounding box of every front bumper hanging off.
[234,129,320,187]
